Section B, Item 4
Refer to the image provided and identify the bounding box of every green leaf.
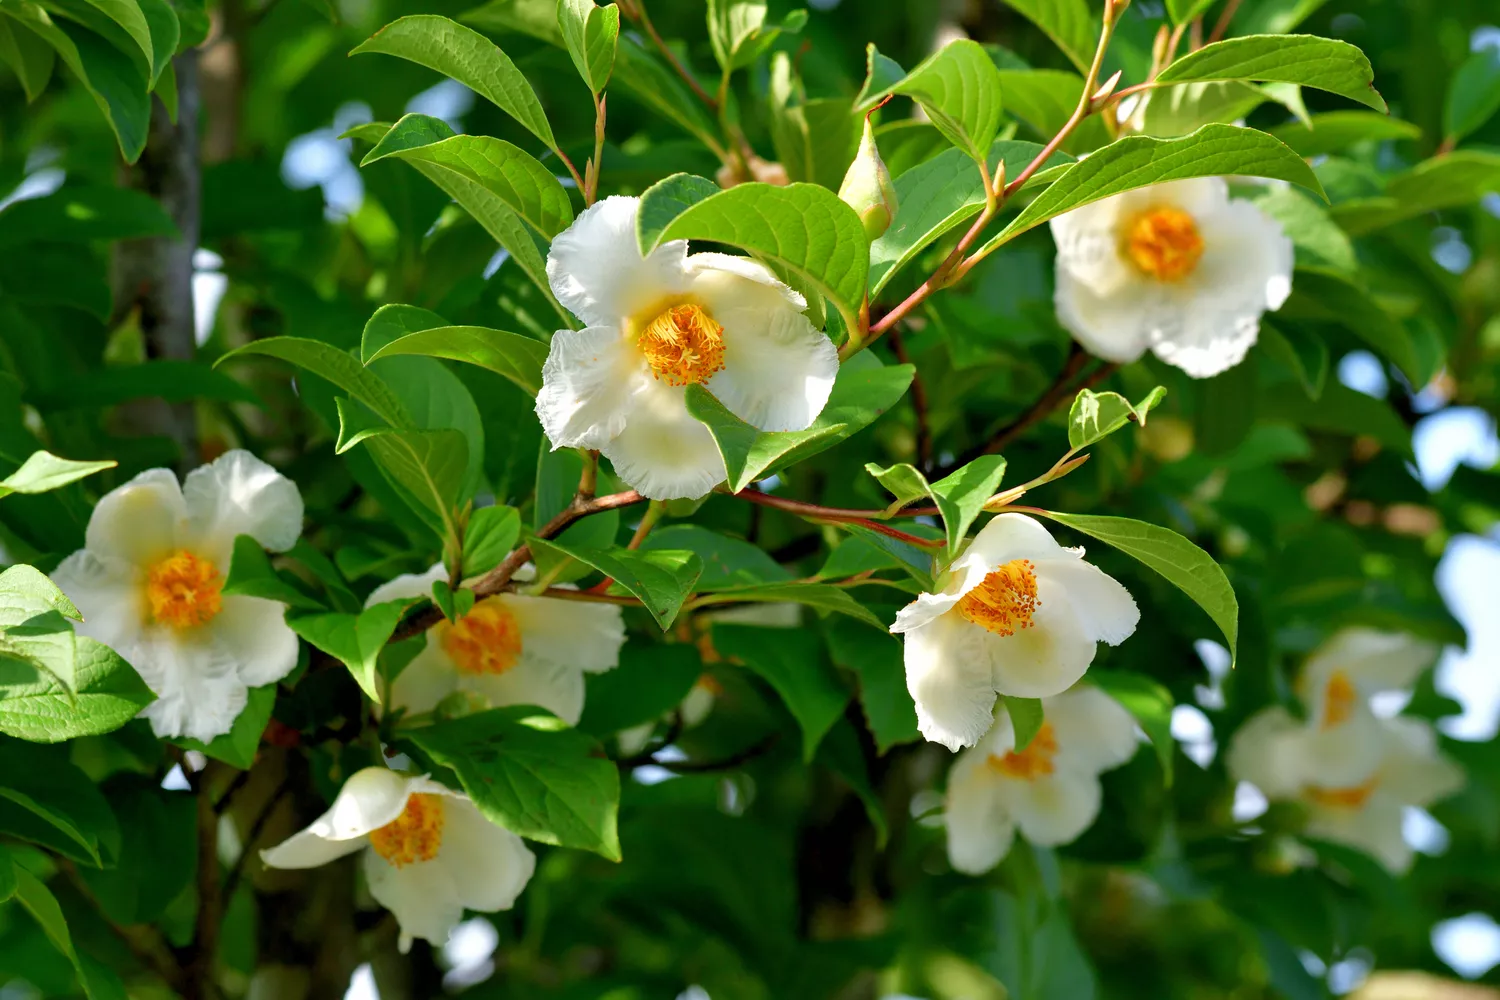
[1067,386,1166,451]
[0,565,81,623]
[0,611,76,703]
[817,716,888,847]
[713,622,849,762]
[431,579,458,621]
[462,505,522,576]
[1089,672,1173,785]
[1278,267,1423,385]
[611,33,723,152]
[692,581,887,630]
[557,0,617,94]
[1259,320,1328,400]
[172,684,276,769]
[79,775,196,925]
[365,325,548,396]
[578,641,703,736]
[361,114,573,237]
[0,451,114,499]
[27,360,262,411]
[641,524,792,590]
[336,402,467,537]
[1155,34,1387,113]
[1267,110,1421,157]
[221,535,323,610]
[351,15,556,151]
[1004,696,1044,752]
[406,706,622,859]
[1032,511,1238,666]
[996,0,1096,74]
[871,139,1071,297]
[973,123,1325,258]
[289,600,419,702]
[1445,48,1500,143]
[1165,0,1215,23]
[635,172,721,257]
[533,445,621,584]
[1330,150,1500,235]
[1138,81,1275,138]
[892,39,1004,162]
[0,843,14,903]
[769,54,862,191]
[1247,185,1356,273]
[994,69,1109,152]
[823,617,919,753]
[0,16,55,101]
[71,0,155,84]
[13,867,79,971]
[707,0,805,72]
[0,742,118,867]
[220,337,412,428]
[866,455,1007,561]
[1,3,152,161]
[685,354,915,493]
[855,41,906,112]
[0,185,175,246]
[529,538,702,631]
[650,182,870,337]
[1260,381,1411,456]
[0,637,154,742]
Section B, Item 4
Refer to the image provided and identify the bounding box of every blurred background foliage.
[2,0,1500,997]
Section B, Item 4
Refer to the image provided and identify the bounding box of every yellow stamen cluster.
[1321,670,1357,729]
[1123,206,1204,282]
[439,600,524,676]
[145,550,223,629]
[957,560,1041,637]
[1306,779,1378,810]
[988,722,1060,780]
[639,303,726,386]
[369,793,445,867]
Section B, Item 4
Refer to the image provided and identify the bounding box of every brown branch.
[630,0,717,112]
[64,862,185,992]
[537,587,642,606]
[889,328,932,474]
[221,784,290,904]
[727,487,939,523]
[185,768,223,999]
[1208,0,1244,44]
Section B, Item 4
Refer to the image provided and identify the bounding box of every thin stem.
[538,587,642,605]
[578,449,599,499]
[585,93,607,206]
[888,328,932,473]
[187,767,223,999]
[1208,0,1244,44]
[221,784,290,904]
[632,0,717,112]
[628,500,666,550]
[726,486,939,523]
[555,147,587,195]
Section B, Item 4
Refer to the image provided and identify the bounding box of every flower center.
[639,303,726,386]
[145,550,223,629]
[1123,206,1204,281]
[956,560,1041,637]
[438,600,523,676]
[1306,779,1378,810]
[1322,670,1357,729]
[987,722,1060,780]
[368,793,445,867]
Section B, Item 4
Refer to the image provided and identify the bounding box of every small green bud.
[838,118,898,241]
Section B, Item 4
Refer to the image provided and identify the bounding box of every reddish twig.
[1208,0,1244,44]
[888,327,933,474]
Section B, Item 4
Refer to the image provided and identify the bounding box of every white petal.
[600,380,726,500]
[364,845,464,953]
[967,513,1074,568]
[134,628,248,743]
[904,610,997,752]
[84,468,187,567]
[1049,196,1135,298]
[1377,717,1465,808]
[981,575,1099,699]
[463,656,586,725]
[211,595,299,688]
[182,450,304,563]
[545,195,691,327]
[1225,707,1309,798]
[387,639,462,716]
[944,749,1016,875]
[535,325,649,450]
[1004,765,1103,846]
[436,798,536,912]
[1305,790,1412,873]
[257,828,368,870]
[1301,627,1438,705]
[689,254,837,432]
[50,549,144,650]
[308,767,425,841]
[1296,705,1388,790]
[1037,559,1139,646]
[891,589,964,635]
[366,564,446,608]
[1148,198,1292,379]
[501,592,625,674]
[1048,686,1139,773]
[1054,271,1156,364]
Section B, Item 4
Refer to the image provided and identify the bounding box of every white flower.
[51,450,304,743]
[944,686,1138,875]
[889,514,1139,751]
[536,195,840,500]
[1229,708,1463,873]
[368,563,625,725]
[260,767,535,952]
[1049,177,1293,378]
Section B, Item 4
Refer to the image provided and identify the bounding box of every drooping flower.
[536,195,840,500]
[889,514,1139,751]
[1049,177,1293,378]
[260,767,535,952]
[367,563,625,725]
[1228,707,1463,873]
[944,686,1138,875]
[52,450,304,743]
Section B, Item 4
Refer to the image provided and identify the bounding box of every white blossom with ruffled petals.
[51,450,304,743]
[536,195,840,500]
[890,514,1139,751]
[1050,177,1293,378]
[260,767,534,952]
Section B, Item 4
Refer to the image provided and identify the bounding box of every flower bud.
[839,118,898,241]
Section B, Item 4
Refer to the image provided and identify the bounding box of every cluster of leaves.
[1,0,1499,997]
